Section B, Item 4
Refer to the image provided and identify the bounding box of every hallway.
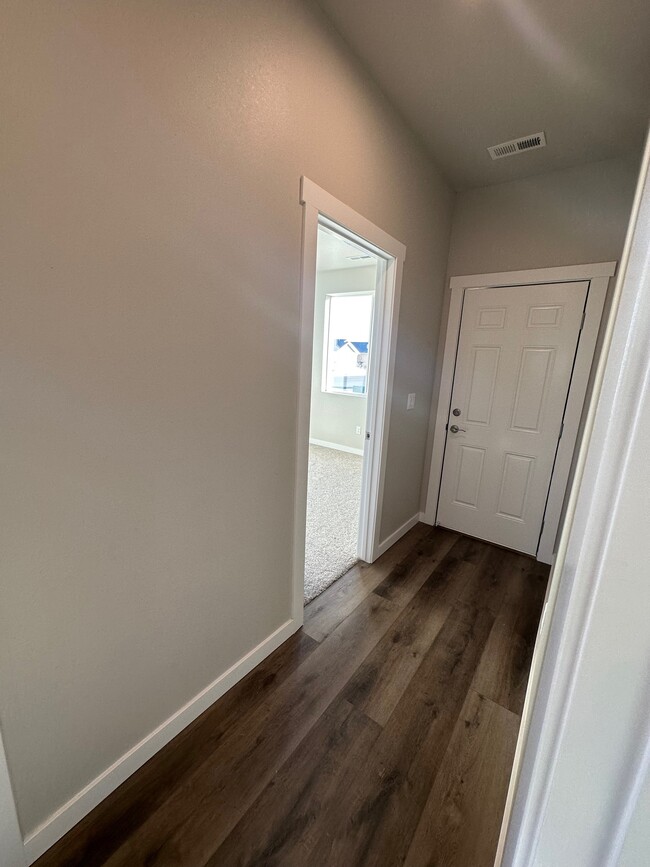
[36,525,548,867]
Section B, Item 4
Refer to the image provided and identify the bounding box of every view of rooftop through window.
[323,292,374,395]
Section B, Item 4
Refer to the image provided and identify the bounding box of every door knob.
[449,424,467,433]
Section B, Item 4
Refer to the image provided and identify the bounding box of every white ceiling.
[316,0,650,190]
[316,226,379,271]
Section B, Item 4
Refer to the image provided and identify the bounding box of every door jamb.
[422,262,616,564]
[294,178,405,622]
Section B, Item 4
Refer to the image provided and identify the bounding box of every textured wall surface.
[0,0,452,834]
[447,156,639,276]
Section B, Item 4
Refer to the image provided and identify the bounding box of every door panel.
[497,453,535,520]
[454,445,485,508]
[477,306,507,329]
[511,347,555,432]
[437,282,589,555]
[466,347,500,425]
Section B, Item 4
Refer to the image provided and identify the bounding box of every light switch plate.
[407,393,416,411]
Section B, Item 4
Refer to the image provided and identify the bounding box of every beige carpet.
[304,444,363,604]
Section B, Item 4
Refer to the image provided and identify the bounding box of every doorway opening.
[294,178,406,618]
[304,226,378,602]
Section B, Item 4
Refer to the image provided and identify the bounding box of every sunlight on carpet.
[304,445,363,604]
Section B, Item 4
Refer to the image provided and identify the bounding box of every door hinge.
[559,421,564,439]
[580,309,586,331]
[365,431,371,440]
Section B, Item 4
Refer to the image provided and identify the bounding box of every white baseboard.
[23,618,299,864]
[376,512,422,557]
[419,510,434,526]
[309,438,364,456]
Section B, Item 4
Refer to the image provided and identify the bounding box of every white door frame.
[293,177,405,621]
[422,261,616,564]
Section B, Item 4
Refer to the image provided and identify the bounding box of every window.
[323,292,374,395]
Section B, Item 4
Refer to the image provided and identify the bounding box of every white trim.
[300,177,406,262]
[292,196,319,625]
[295,178,405,623]
[449,261,616,290]
[23,619,298,863]
[535,274,609,562]
[358,252,403,563]
[423,282,465,524]
[376,512,421,557]
[309,438,364,456]
[0,727,26,867]
[423,262,615,564]
[499,134,650,866]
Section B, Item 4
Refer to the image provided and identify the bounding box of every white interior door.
[437,281,589,556]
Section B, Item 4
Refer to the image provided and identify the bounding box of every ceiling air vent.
[488,131,547,160]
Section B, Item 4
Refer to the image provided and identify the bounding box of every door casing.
[295,178,406,623]
[423,262,616,564]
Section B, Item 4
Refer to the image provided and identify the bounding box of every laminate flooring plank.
[305,602,495,867]
[303,522,431,642]
[103,593,401,867]
[472,556,549,715]
[34,630,319,867]
[456,544,520,617]
[206,699,381,867]
[404,689,520,867]
[371,529,463,607]
[342,540,480,725]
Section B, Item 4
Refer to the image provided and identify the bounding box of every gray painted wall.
[0,0,453,835]
[310,266,376,451]
[447,156,640,276]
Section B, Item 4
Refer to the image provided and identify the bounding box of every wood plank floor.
[36,525,548,867]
